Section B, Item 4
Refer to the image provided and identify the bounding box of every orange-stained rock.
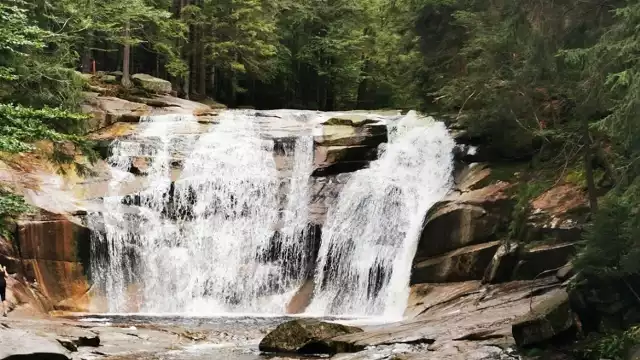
[526,184,589,244]
[16,218,89,263]
[12,211,92,311]
[5,274,54,315]
[21,259,90,308]
[286,279,315,314]
[531,184,587,217]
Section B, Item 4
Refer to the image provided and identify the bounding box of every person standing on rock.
[0,265,7,316]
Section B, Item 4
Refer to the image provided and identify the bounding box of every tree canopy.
[0,0,638,282]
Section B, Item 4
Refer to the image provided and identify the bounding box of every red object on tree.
[92,60,96,74]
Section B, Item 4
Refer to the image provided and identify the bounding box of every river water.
[68,314,411,360]
[84,109,454,359]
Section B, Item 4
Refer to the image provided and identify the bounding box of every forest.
[1,0,640,353]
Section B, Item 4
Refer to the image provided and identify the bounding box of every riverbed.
[56,314,408,360]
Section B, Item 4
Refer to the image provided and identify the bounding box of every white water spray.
[91,111,315,313]
[90,110,454,317]
[308,111,455,317]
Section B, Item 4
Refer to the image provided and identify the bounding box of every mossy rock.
[259,319,363,355]
[323,114,380,127]
[131,73,172,94]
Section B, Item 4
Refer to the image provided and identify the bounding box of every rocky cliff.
[0,74,229,314]
[0,74,599,359]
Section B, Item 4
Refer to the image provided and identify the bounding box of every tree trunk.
[582,118,598,213]
[196,0,207,97]
[81,34,93,73]
[210,65,216,97]
[198,43,207,97]
[356,59,370,109]
[230,72,237,107]
[121,21,133,88]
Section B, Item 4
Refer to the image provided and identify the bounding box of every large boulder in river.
[0,328,71,360]
[259,319,363,354]
[132,73,172,94]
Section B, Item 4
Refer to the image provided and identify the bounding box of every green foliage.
[0,0,83,108]
[0,191,32,239]
[0,104,97,173]
[574,180,640,279]
[578,325,640,360]
[566,1,640,157]
[508,181,549,242]
[202,0,280,84]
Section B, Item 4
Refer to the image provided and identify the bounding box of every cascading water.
[308,112,455,317]
[90,109,454,317]
[91,111,316,313]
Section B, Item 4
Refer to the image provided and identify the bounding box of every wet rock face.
[512,289,576,347]
[13,210,91,311]
[309,174,351,226]
[259,319,363,355]
[312,117,388,177]
[412,164,586,287]
[414,182,514,264]
[0,328,71,360]
[286,278,315,314]
[411,241,501,284]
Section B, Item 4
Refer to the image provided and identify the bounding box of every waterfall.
[91,111,315,313]
[308,112,455,317]
[90,110,454,316]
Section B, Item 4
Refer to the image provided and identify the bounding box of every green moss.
[472,161,531,190]
[574,326,640,360]
[523,236,560,250]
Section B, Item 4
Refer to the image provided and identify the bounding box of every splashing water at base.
[308,111,455,317]
[90,109,454,317]
[91,111,316,314]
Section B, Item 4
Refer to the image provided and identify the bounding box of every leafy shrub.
[0,191,32,239]
[574,179,640,279]
[578,326,640,360]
